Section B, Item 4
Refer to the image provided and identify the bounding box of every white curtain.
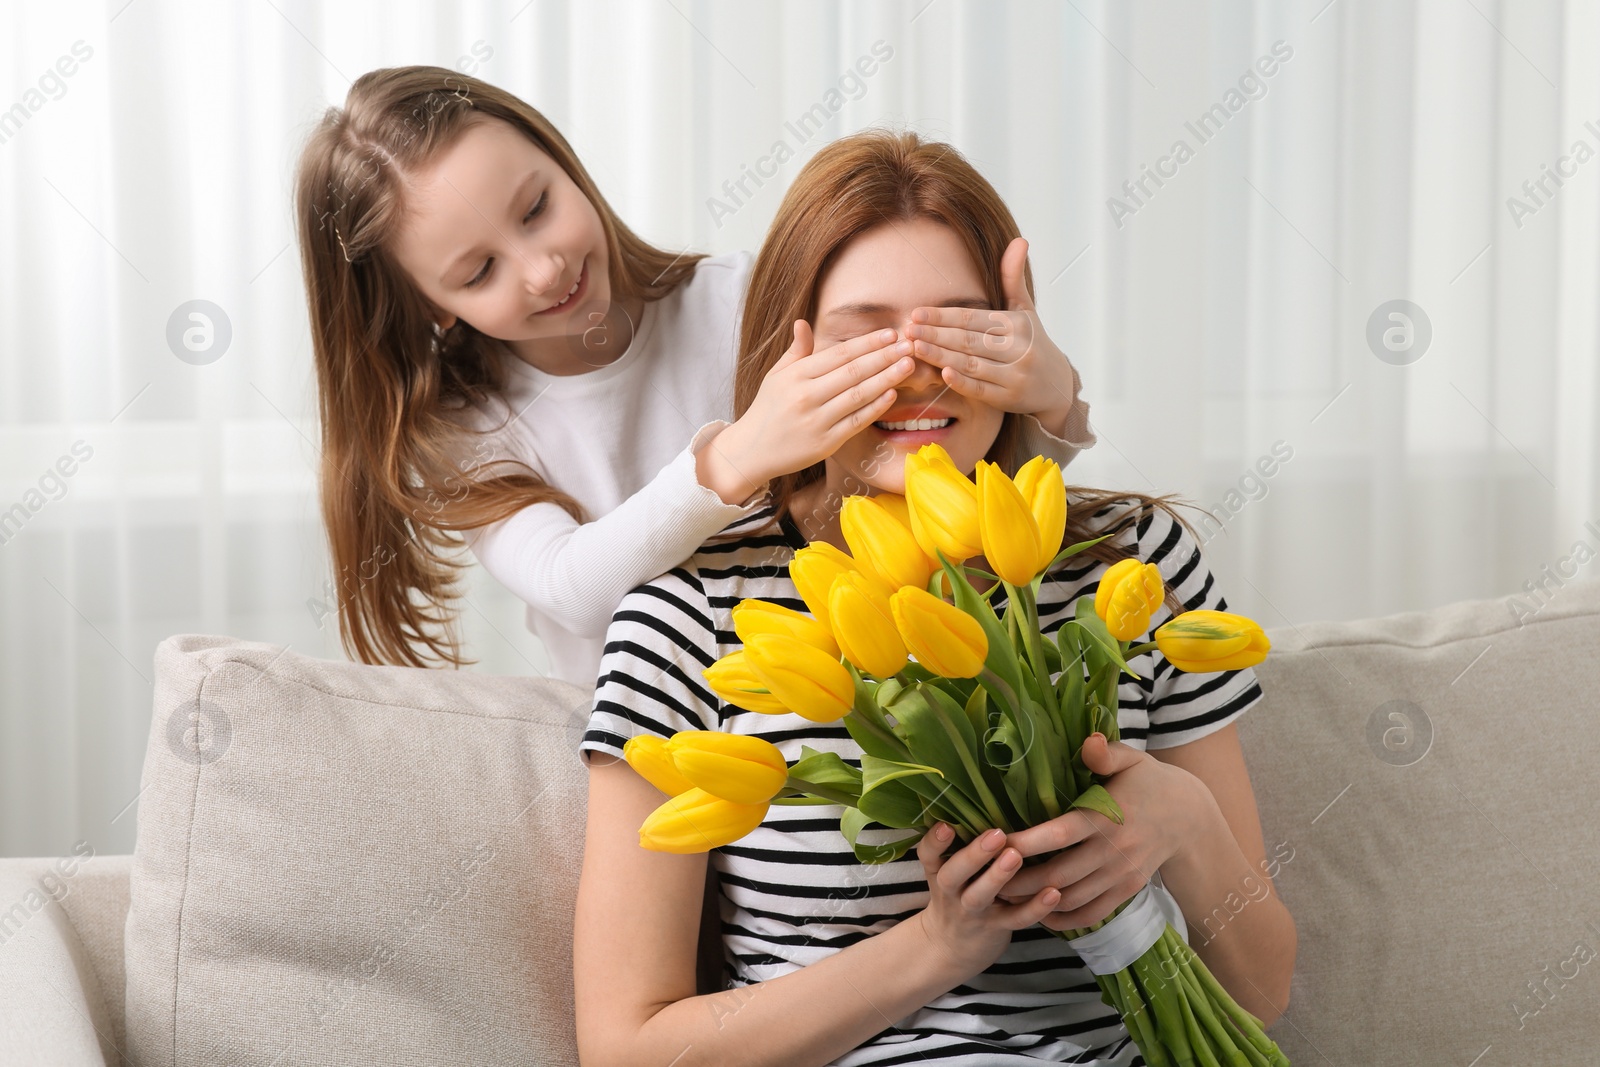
[3,0,1596,857]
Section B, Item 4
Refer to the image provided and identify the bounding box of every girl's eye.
[464,192,549,288]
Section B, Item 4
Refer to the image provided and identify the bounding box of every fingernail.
[879,329,896,341]
[935,823,951,841]
[982,829,1004,850]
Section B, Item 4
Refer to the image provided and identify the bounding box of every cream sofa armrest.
[0,858,117,1067]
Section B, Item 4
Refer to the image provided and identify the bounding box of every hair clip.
[333,226,355,264]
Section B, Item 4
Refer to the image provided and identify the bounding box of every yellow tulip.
[1014,455,1067,565]
[915,442,959,466]
[975,461,1044,586]
[890,586,989,678]
[731,598,838,657]
[1094,558,1166,641]
[841,495,936,591]
[904,446,983,563]
[744,632,856,723]
[1155,609,1271,672]
[638,786,769,853]
[875,493,914,532]
[788,542,860,632]
[622,734,695,797]
[665,731,790,806]
[828,571,908,678]
[704,651,790,715]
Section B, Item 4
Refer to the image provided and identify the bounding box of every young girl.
[293,66,1096,686]
[574,131,1296,1066]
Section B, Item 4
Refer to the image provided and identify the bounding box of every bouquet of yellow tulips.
[623,445,1287,1067]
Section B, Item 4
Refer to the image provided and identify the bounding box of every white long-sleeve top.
[449,250,1098,687]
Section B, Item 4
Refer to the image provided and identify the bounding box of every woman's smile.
[871,403,959,445]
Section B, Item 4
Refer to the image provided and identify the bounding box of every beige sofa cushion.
[0,855,122,1066]
[124,635,593,1067]
[1239,580,1600,1064]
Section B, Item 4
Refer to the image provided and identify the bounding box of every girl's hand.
[902,236,1083,434]
[699,322,914,503]
[911,822,1064,981]
[994,733,1205,931]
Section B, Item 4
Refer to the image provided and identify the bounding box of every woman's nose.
[901,343,946,387]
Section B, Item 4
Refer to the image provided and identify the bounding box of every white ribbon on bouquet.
[1064,872,1189,976]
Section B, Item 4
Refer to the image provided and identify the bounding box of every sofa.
[3,580,1598,1066]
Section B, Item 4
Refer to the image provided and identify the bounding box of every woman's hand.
[995,733,1207,931]
[911,822,1063,981]
[902,236,1083,434]
[697,321,914,504]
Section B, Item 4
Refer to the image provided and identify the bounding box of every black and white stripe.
[580,496,1263,1066]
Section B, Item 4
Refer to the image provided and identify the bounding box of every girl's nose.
[525,253,566,297]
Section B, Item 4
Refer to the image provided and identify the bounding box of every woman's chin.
[831,456,906,498]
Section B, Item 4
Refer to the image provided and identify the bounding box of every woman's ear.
[434,313,457,332]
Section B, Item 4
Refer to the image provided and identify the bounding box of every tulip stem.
[978,667,1020,716]
[1124,641,1158,659]
[782,778,859,807]
[1008,580,1059,719]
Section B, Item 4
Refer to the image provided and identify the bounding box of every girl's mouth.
[534,260,587,316]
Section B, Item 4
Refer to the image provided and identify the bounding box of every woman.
[573,129,1295,1066]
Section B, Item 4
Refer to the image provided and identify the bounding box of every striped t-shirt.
[579,495,1264,1066]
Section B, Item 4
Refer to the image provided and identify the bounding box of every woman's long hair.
[294,66,704,668]
[732,129,1198,611]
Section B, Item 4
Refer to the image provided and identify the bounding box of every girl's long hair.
[294,66,704,668]
[733,129,1197,610]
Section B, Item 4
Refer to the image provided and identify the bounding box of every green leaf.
[1044,534,1113,571]
[982,701,1044,826]
[1014,657,1041,708]
[1001,753,1042,827]
[1041,634,1063,675]
[1015,694,1066,821]
[1056,665,1088,741]
[861,754,946,792]
[1093,701,1121,744]
[1069,783,1125,825]
[935,553,1026,699]
[850,670,900,740]
[881,685,981,809]
[854,773,935,829]
[840,806,922,863]
[962,685,989,742]
[1072,597,1140,680]
[874,677,906,709]
[787,747,863,804]
[1056,623,1087,675]
[889,687,1011,831]
[843,711,908,764]
[945,676,980,706]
